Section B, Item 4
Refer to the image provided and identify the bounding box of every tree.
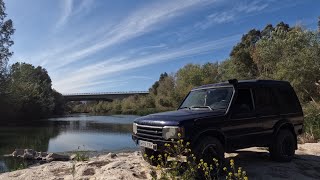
[0,0,14,87]
[229,29,260,79]
[253,27,320,101]
[149,72,168,95]
[0,0,14,117]
[7,63,55,119]
[156,75,177,108]
[261,24,274,39]
[175,63,220,103]
[318,16,320,33]
[52,90,66,115]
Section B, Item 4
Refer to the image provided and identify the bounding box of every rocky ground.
[0,143,320,180]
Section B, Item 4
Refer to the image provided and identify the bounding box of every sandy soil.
[0,143,320,180]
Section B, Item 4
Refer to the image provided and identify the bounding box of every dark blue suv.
[132,79,304,164]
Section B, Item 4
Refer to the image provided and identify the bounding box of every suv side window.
[274,86,300,113]
[232,89,254,116]
[254,87,278,116]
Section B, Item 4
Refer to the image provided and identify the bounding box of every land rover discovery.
[132,79,304,164]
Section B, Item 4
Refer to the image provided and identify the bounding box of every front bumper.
[132,134,174,151]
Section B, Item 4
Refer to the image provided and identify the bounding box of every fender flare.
[191,128,226,148]
[272,119,297,149]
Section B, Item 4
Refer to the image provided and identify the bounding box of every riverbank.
[1,143,320,180]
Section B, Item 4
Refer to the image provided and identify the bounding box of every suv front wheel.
[193,137,225,168]
[269,129,296,162]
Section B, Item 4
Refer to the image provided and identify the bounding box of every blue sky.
[5,0,320,94]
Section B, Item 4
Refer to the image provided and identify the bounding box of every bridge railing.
[63,91,149,96]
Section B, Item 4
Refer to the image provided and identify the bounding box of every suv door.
[253,87,281,145]
[224,88,258,150]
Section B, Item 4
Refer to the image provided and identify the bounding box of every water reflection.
[0,114,139,173]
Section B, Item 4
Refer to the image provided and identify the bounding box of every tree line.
[70,21,320,139]
[0,0,65,120]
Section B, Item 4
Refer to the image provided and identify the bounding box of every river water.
[0,114,139,173]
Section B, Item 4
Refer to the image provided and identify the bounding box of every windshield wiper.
[190,106,213,111]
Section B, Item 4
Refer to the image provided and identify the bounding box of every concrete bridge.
[63,91,149,101]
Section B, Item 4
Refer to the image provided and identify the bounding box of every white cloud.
[55,0,73,28]
[55,0,94,29]
[128,43,167,54]
[236,0,269,13]
[195,0,270,29]
[195,12,235,29]
[54,34,241,93]
[45,0,215,70]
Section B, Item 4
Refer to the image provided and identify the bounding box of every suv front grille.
[137,124,163,140]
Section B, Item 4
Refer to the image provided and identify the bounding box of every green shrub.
[303,102,320,140]
[145,134,248,180]
[73,146,89,161]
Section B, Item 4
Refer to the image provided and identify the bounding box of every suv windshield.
[179,87,234,110]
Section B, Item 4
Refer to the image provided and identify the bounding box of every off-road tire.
[269,129,296,162]
[193,137,225,169]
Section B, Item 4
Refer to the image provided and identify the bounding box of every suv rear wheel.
[193,137,225,168]
[269,129,296,162]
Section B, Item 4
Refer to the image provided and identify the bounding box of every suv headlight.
[133,123,137,134]
[162,126,184,140]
